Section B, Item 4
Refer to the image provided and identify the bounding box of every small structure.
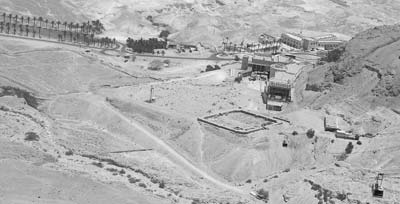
[372,173,384,198]
[267,80,292,102]
[281,33,346,51]
[266,100,284,111]
[198,110,279,134]
[146,86,156,103]
[324,116,339,132]
[335,130,357,140]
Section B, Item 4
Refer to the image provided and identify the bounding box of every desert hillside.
[305,24,400,110]
[2,0,400,45]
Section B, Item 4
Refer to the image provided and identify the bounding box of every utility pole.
[149,85,155,103]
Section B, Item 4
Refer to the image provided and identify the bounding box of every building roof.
[282,33,303,42]
[250,58,274,66]
[267,101,284,107]
[315,34,336,40]
[317,40,345,44]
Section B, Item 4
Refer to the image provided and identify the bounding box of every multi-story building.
[280,33,303,49]
[281,33,346,51]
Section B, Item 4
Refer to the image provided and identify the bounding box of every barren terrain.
[2,0,400,45]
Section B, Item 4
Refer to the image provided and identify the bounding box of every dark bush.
[234,76,242,83]
[138,183,147,188]
[65,149,73,156]
[119,169,126,174]
[24,132,39,141]
[92,162,104,168]
[345,142,354,154]
[106,168,118,172]
[256,188,269,200]
[245,179,252,183]
[292,131,298,135]
[128,178,140,184]
[305,84,322,92]
[148,60,163,70]
[159,30,170,39]
[159,180,165,188]
[206,65,214,72]
[356,141,362,145]
[234,55,240,61]
[306,129,315,138]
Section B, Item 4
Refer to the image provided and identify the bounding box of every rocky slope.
[2,0,400,45]
[307,24,400,110]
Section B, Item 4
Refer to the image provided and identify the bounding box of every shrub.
[234,76,242,83]
[305,84,322,92]
[24,132,39,141]
[106,168,118,172]
[306,129,315,138]
[128,178,140,184]
[92,162,104,168]
[356,141,362,145]
[65,149,73,156]
[159,180,165,188]
[138,183,147,188]
[345,142,354,154]
[256,188,269,200]
[205,65,214,72]
[234,55,240,61]
[159,30,170,39]
[163,59,170,65]
[245,179,252,183]
[148,60,163,70]
[292,131,298,135]
[119,169,126,174]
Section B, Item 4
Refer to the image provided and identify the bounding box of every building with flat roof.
[281,33,303,49]
[265,63,305,103]
[281,33,346,51]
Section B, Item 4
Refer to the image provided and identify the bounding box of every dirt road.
[102,100,246,194]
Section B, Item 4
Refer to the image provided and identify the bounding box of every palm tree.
[25,25,29,36]
[19,24,23,35]
[51,21,55,29]
[6,22,10,34]
[8,14,12,23]
[56,21,61,30]
[38,17,43,28]
[63,21,67,31]
[27,17,30,25]
[2,13,5,23]
[32,29,36,38]
[33,17,36,27]
[12,23,16,35]
[0,22,4,33]
[20,16,24,25]
[14,15,18,24]
[44,19,48,29]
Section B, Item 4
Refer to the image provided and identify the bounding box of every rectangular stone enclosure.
[198,110,279,134]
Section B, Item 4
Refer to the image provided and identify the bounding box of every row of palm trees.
[0,12,114,48]
[222,37,281,54]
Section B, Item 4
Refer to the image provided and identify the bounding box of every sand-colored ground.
[1,33,400,204]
